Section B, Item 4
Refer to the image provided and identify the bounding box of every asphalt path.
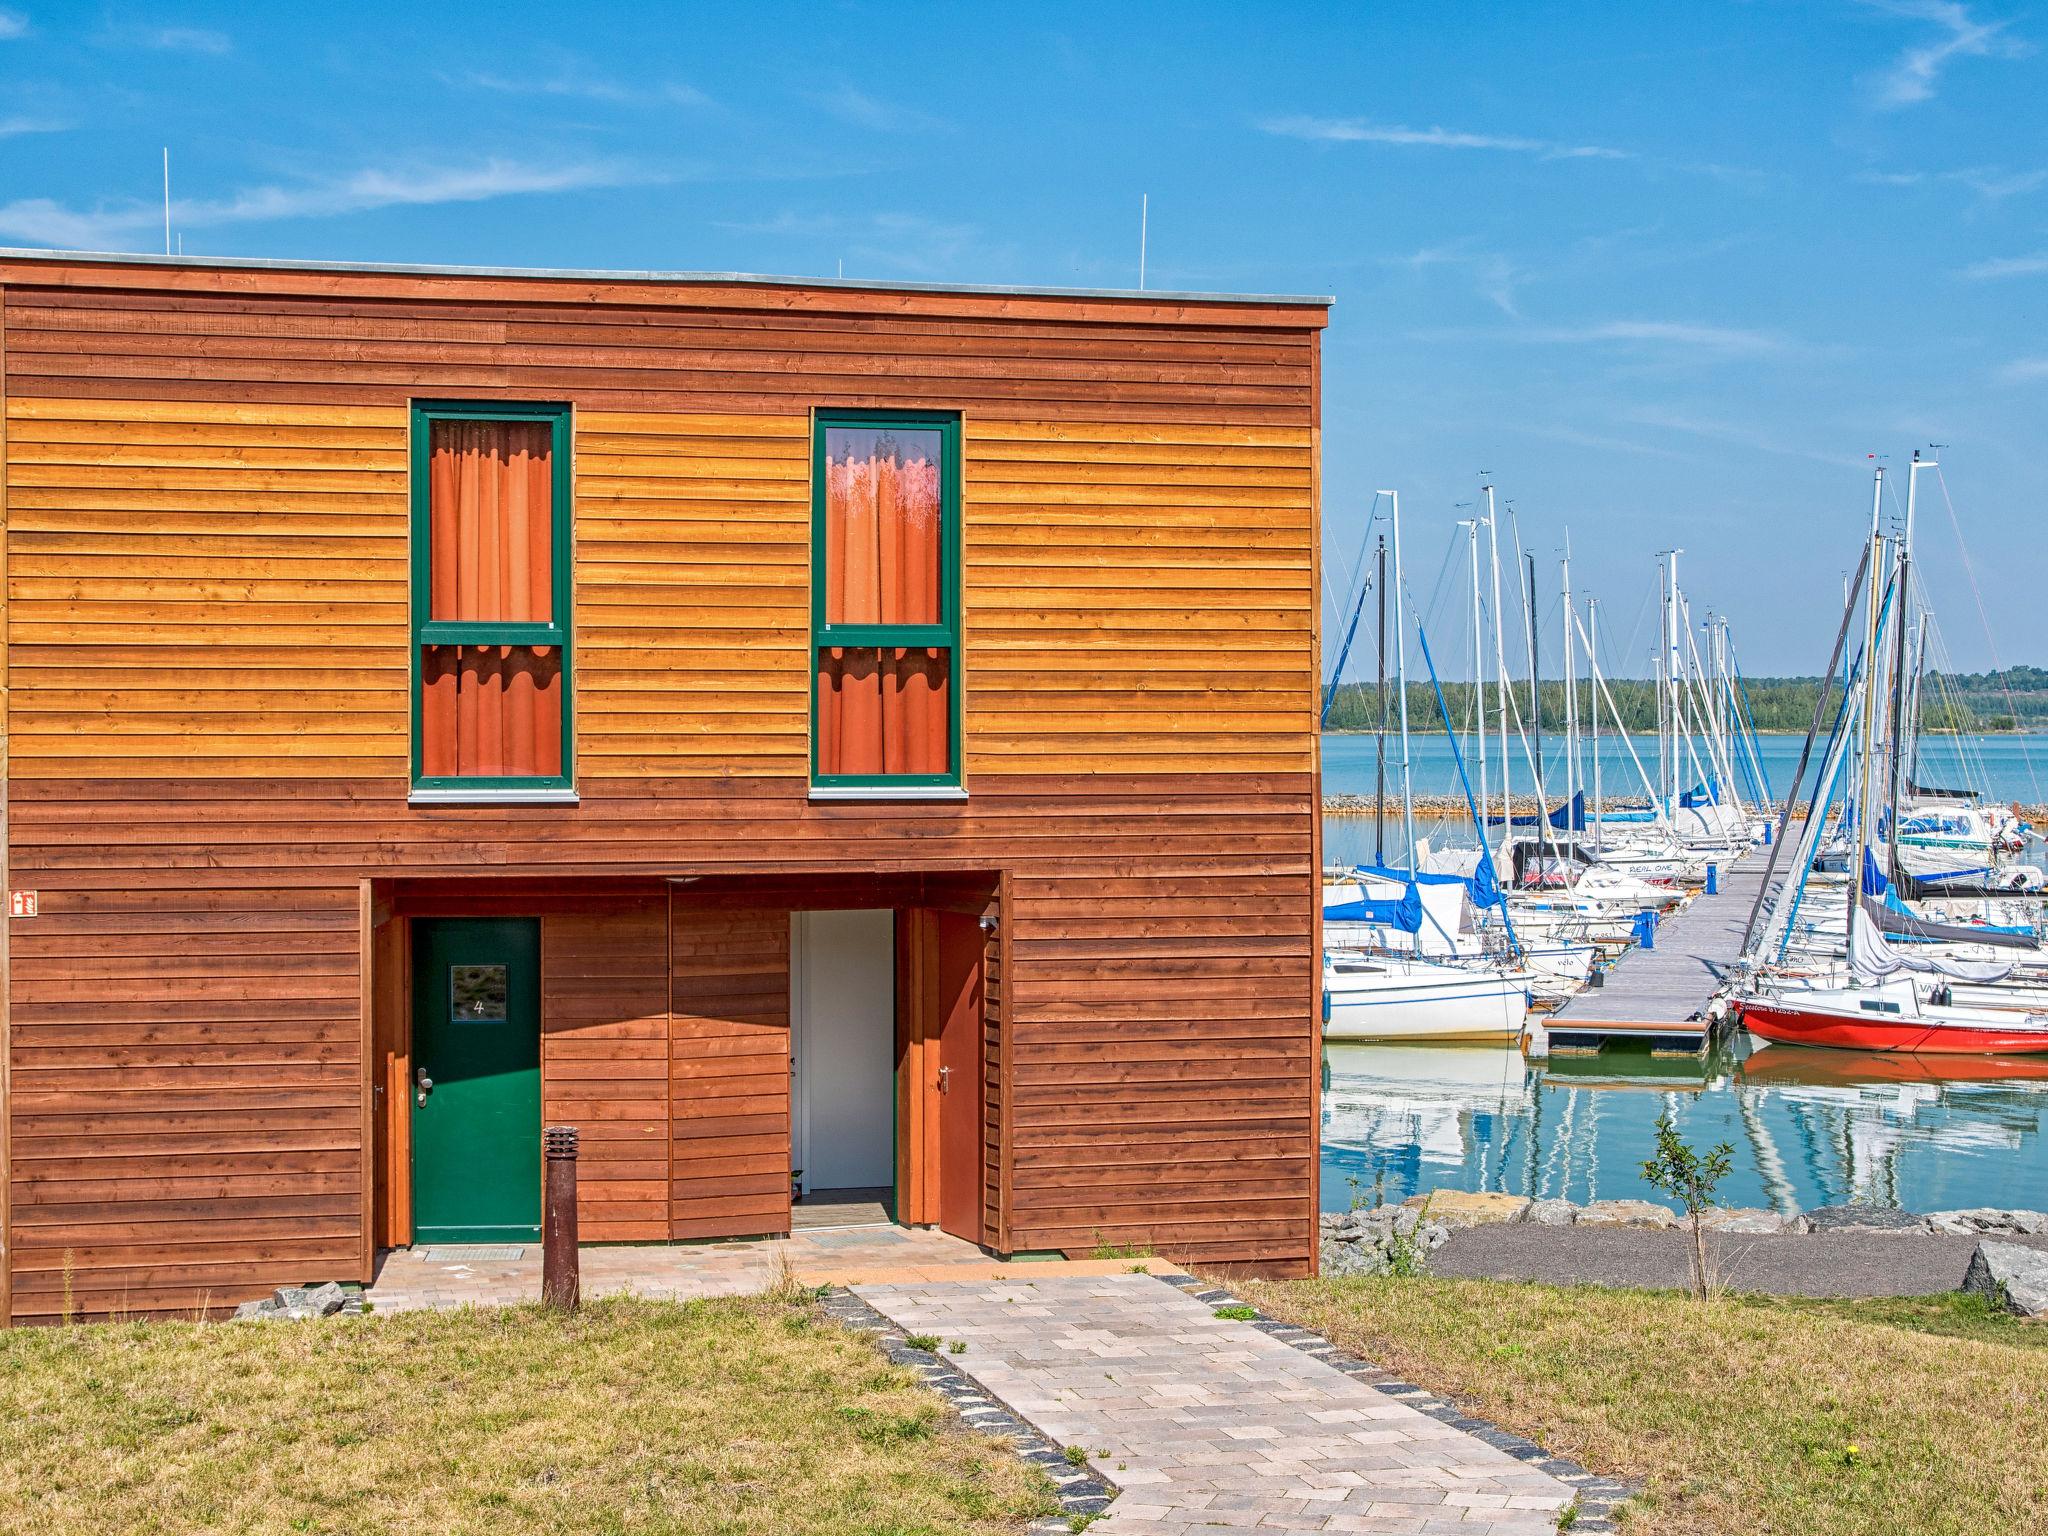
[1431,1226,2048,1297]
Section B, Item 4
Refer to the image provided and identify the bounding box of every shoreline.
[1323,792,2048,822]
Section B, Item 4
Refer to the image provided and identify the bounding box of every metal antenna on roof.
[1139,194,1148,290]
[162,148,171,255]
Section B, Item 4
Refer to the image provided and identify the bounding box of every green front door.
[411,918,542,1243]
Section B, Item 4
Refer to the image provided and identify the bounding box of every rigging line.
[1420,525,1463,636]
[1933,465,2043,803]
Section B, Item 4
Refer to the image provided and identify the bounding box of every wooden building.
[0,250,1329,1322]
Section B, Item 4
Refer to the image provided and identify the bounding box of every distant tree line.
[1323,668,2048,735]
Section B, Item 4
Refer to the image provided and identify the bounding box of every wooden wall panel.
[961,419,1315,776]
[4,402,1316,784]
[3,397,409,780]
[0,278,1322,426]
[542,900,672,1242]
[5,884,365,1320]
[575,412,807,777]
[668,903,791,1241]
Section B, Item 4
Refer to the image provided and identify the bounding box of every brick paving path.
[856,1274,1577,1535]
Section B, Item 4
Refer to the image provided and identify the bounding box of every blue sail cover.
[1862,846,1888,898]
[1484,792,1585,830]
[1348,861,1503,911]
[1679,777,1721,808]
[1323,880,1423,933]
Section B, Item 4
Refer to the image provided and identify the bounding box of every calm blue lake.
[1320,1042,2048,1216]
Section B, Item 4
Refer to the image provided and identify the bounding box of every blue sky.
[1,1,2043,676]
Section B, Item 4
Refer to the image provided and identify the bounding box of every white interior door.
[790,909,896,1193]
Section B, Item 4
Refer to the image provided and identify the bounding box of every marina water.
[1319,730,2048,1216]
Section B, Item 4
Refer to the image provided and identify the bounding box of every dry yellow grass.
[0,1294,1055,1535]
[1235,1277,2048,1536]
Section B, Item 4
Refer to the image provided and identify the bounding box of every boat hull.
[1325,973,1531,1043]
[1738,997,2048,1055]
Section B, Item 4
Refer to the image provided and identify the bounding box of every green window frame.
[810,408,963,792]
[409,400,575,793]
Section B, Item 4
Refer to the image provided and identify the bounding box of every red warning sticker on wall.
[9,890,38,918]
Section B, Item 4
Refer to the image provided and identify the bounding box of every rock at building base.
[1576,1199,1679,1230]
[1402,1190,1531,1229]
[1962,1240,2048,1318]
[232,1281,365,1321]
[1926,1208,2048,1237]
[1320,1205,1451,1277]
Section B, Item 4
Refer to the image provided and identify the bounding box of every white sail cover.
[1848,914,2014,984]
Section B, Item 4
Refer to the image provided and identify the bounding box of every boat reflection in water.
[1320,1038,2048,1215]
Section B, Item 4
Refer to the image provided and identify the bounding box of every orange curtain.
[430,420,553,623]
[422,646,563,778]
[825,443,941,625]
[816,648,950,776]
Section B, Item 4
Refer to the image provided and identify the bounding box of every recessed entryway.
[790,909,897,1225]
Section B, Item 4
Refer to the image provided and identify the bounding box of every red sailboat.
[1737,977,2048,1055]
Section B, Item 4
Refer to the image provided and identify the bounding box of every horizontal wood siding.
[669,903,791,1240]
[542,899,671,1242]
[4,401,1312,783]
[6,883,365,1320]
[3,397,409,781]
[0,282,1319,425]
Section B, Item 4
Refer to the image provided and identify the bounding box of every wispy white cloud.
[1617,406,1861,466]
[1962,250,2048,279]
[100,22,231,54]
[1261,115,1629,161]
[1475,319,1790,358]
[457,69,712,109]
[1995,356,2048,382]
[1388,243,1528,316]
[811,84,946,133]
[1861,0,2030,109]
[0,9,27,40]
[1864,164,2047,197]
[0,115,66,136]
[0,159,642,248]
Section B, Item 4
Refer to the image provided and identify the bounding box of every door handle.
[415,1066,434,1106]
[937,1065,952,1094]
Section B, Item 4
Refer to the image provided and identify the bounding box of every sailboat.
[1737,460,2048,1056]
[1323,489,1532,1043]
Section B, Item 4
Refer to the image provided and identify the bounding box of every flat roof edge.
[0,247,1334,309]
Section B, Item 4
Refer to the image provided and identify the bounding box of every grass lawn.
[1235,1275,2048,1536]
[0,1293,1056,1535]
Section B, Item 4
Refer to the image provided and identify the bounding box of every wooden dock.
[1545,852,1772,1053]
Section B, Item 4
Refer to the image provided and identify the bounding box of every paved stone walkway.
[365,1227,1178,1312]
[855,1274,1577,1535]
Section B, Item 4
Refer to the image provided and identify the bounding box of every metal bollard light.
[542,1124,580,1312]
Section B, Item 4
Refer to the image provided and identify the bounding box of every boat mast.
[1588,598,1602,854]
[1525,550,1543,809]
[1850,467,1886,959]
[1561,540,1577,829]
[1465,519,1488,837]
[1886,450,1929,845]
[1666,550,1684,814]
[1388,491,1419,938]
[1484,488,1511,846]
[1374,533,1387,866]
